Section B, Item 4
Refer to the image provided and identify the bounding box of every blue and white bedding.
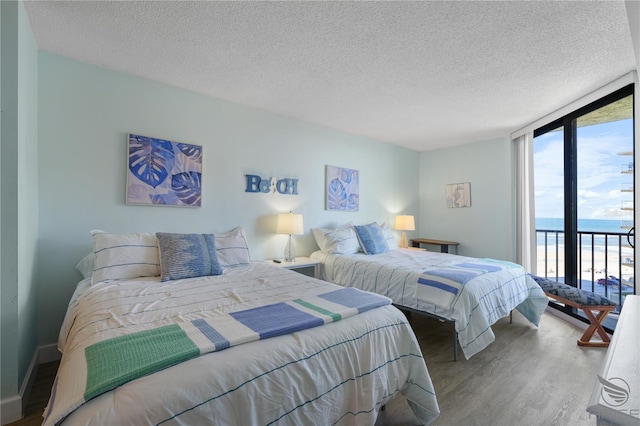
[311,249,549,359]
[45,262,439,425]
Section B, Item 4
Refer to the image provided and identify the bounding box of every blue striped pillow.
[156,233,223,281]
[354,223,389,255]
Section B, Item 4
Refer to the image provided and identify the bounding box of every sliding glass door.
[534,84,635,324]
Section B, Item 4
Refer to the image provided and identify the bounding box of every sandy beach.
[535,246,634,290]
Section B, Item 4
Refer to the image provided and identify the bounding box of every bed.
[310,223,549,360]
[43,229,439,425]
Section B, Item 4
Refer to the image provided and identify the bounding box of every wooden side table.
[410,238,459,254]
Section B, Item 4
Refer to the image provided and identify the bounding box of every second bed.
[311,248,549,360]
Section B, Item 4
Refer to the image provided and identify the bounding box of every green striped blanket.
[79,287,389,406]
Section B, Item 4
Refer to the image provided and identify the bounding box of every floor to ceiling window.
[534,84,635,328]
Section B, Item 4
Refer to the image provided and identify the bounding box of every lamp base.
[284,235,296,261]
[399,231,408,249]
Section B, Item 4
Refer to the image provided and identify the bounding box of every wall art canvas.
[446,182,471,208]
[325,165,359,211]
[127,133,202,207]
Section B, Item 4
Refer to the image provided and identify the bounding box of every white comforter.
[311,249,549,359]
[45,262,439,425]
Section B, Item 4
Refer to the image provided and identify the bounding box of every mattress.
[44,261,439,425]
[311,249,549,359]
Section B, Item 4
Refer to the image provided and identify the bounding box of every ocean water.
[536,217,628,233]
[536,217,633,249]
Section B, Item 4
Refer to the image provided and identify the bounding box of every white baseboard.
[545,305,613,339]
[38,343,61,364]
[0,395,22,426]
[546,305,588,329]
[0,344,61,425]
[0,348,37,426]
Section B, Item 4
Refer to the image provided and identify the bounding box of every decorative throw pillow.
[380,222,399,250]
[214,227,251,267]
[156,233,223,281]
[91,231,160,284]
[354,223,389,255]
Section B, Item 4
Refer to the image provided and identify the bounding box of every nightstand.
[410,238,459,254]
[270,257,321,279]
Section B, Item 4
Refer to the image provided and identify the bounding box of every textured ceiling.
[23,1,636,152]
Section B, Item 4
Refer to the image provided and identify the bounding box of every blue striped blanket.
[82,287,390,403]
[416,259,518,309]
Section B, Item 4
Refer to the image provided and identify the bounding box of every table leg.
[313,264,320,279]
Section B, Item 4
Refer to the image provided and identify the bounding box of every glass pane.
[534,126,565,281]
[576,95,634,304]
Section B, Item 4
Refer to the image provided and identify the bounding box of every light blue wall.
[418,138,515,260]
[36,52,420,345]
[17,0,39,390]
[0,0,39,400]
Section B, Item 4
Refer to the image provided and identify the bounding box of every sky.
[534,118,634,222]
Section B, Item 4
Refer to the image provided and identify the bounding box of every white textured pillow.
[380,222,399,250]
[91,231,160,284]
[156,233,223,281]
[215,227,251,267]
[312,222,360,254]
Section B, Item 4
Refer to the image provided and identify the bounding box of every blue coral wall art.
[126,134,203,207]
[326,165,359,211]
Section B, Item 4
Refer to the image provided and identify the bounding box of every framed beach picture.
[126,133,203,207]
[446,182,471,208]
[325,165,359,211]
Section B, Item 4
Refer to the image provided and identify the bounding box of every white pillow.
[75,253,95,279]
[312,222,360,254]
[380,222,399,251]
[215,226,251,267]
[91,230,160,284]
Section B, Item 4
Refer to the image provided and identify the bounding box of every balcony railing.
[536,228,635,313]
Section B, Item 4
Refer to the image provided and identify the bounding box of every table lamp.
[277,212,304,261]
[395,215,415,249]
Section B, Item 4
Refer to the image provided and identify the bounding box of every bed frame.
[397,305,517,362]
[395,304,459,361]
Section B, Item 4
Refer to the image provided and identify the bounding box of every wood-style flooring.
[9,310,605,426]
[376,310,605,425]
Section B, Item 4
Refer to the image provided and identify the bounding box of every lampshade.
[395,215,415,249]
[277,212,304,262]
[277,213,304,235]
[395,215,415,231]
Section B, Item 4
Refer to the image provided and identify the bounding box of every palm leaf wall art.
[326,165,359,211]
[127,133,203,207]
